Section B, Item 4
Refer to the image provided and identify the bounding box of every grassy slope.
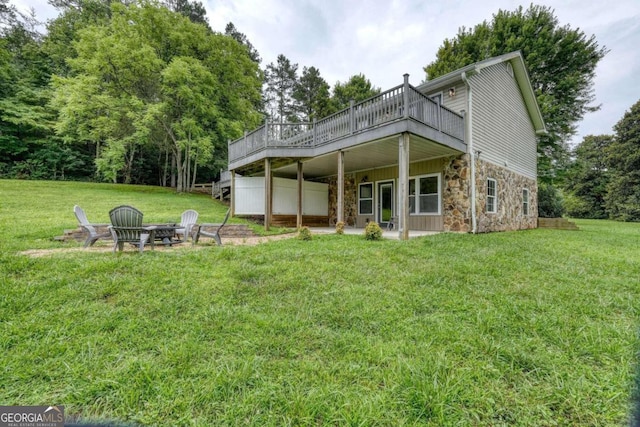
[1,179,639,426]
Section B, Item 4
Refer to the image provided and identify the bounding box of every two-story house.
[222,51,546,239]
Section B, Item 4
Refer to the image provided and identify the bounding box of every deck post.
[264,158,272,231]
[403,74,410,119]
[297,161,303,229]
[398,132,410,240]
[312,118,317,145]
[219,168,224,201]
[337,150,344,224]
[230,170,235,217]
[349,99,355,134]
[264,118,269,147]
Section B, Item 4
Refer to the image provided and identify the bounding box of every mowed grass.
[1,179,639,426]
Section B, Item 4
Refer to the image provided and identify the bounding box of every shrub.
[364,221,383,240]
[335,221,345,235]
[538,182,565,218]
[297,226,313,241]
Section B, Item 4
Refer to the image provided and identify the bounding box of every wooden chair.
[108,205,153,253]
[74,205,111,248]
[191,208,230,246]
[175,209,199,242]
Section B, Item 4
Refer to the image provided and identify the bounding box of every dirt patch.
[19,233,297,258]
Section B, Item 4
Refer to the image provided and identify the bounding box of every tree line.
[4,0,631,216]
[0,0,380,190]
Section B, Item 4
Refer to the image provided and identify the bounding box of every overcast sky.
[11,0,640,146]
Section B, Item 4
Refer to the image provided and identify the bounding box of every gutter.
[461,71,477,234]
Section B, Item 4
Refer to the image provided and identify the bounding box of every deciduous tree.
[423,4,607,182]
[564,135,613,218]
[52,2,261,189]
[330,74,380,113]
[605,99,640,221]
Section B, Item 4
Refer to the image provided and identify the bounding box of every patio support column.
[337,150,344,224]
[264,158,272,231]
[230,170,235,217]
[398,132,410,240]
[297,161,303,229]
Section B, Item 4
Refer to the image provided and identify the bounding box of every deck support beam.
[297,161,303,229]
[264,158,272,231]
[230,170,235,217]
[337,150,344,224]
[398,132,410,240]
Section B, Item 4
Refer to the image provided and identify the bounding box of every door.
[378,181,394,229]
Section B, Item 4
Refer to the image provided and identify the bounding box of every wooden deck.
[227,79,465,173]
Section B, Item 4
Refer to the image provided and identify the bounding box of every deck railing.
[228,81,465,165]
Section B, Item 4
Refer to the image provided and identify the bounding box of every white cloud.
[9,0,640,143]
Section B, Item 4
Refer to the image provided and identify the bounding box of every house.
[221,51,546,239]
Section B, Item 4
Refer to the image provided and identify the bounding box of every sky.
[11,0,640,147]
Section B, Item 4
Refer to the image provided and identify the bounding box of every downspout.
[461,71,477,234]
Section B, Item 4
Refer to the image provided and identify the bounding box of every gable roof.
[417,51,546,134]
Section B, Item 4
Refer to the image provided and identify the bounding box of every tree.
[264,54,298,123]
[293,66,330,121]
[52,2,262,190]
[225,22,260,64]
[423,4,608,182]
[330,74,380,112]
[605,99,640,221]
[164,0,209,28]
[0,0,69,179]
[44,0,111,76]
[564,135,613,218]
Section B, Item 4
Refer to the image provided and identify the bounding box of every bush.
[538,182,565,218]
[297,226,313,241]
[335,221,345,235]
[364,221,383,240]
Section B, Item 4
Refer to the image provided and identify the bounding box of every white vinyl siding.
[424,82,467,115]
[469,62,537,179]
[487,178,497,213]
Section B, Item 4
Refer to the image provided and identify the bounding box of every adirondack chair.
[191,208,230,246]
[108,205,153,253]
[74,205,111,247]
[175,209,199,242]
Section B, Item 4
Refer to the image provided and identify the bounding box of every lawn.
[1,179,639,426]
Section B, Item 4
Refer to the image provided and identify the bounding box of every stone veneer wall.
[327,173,357,226]
[443,154,472,232]
[475,159,538,232]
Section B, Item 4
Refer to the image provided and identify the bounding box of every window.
[487,178,497,213]
[409,174,440,215]
[358,183,373,215]
[523,189,529,216]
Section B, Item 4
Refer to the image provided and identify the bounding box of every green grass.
[1,179,639,426]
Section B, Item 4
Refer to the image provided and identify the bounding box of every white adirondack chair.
[73,205,111,247]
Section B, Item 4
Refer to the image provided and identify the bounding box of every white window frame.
[409,173,441,216]
[487,178,497,213]
[523,188,529,216]
[358,182,374,215]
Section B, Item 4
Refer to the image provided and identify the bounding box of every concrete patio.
[308,227,440,239]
